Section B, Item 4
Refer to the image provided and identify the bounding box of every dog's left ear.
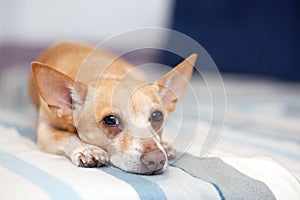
[31,62,88,119]
[155,54,197,112]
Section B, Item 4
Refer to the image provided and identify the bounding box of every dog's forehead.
[93,76,161,116]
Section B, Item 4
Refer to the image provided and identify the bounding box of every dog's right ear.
[31,62,87,119]
[155,54,197,113]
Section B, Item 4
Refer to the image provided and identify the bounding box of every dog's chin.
[110,163,167,175]
[123,167,166,175]
[146,168,166,175]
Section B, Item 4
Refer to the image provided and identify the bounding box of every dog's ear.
[155,54,197,113]
[31,62,87,119]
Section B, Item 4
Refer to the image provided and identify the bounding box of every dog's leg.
[37,120,109,167]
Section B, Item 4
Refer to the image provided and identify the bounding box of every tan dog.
[29,42,197,174]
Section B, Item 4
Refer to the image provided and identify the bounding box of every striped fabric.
[0,114,299,200]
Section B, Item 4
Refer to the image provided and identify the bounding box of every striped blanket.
[0,67,299,199]
[0,108,299,200]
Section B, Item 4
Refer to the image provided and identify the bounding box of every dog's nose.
[140,151,166,172]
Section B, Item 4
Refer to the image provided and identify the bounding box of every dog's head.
[32,54,197,174]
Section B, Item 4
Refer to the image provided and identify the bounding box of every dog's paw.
[161,142,176,160]
[70,145,109,167]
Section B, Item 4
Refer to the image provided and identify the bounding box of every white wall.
[0,0,174,47]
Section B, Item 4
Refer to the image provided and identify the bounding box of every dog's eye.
[102,115,120,127]
[151,111,164,131]
[151,111,163,122]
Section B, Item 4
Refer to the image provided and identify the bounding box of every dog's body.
[29,42,196,174]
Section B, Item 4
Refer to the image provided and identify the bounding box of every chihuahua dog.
[29,42,196,174]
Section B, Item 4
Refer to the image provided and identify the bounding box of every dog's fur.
[29,42,197,174]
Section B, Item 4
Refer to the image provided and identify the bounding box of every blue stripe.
[0,151,81,200]
[211,183,226,200]
[170,164,225,200]
[101,166,167,200]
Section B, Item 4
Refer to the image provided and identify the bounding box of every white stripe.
[0,166,50,200]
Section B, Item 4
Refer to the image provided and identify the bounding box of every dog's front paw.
[161,142,176,160]
[70,145,109,167]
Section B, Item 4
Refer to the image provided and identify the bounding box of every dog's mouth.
[108,159,167,175]
[112,165,167,175]
[142,168,166,175]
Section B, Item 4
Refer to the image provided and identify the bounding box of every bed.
[0,63,299,200]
